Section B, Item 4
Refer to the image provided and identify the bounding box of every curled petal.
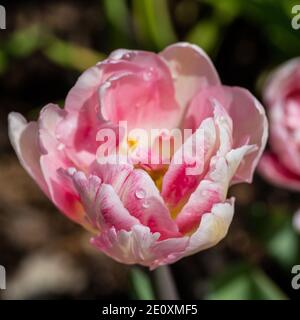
[91,225,188,269]
[8,112,48,194]
[120,169,180,239]
[183,85,268,184]
[184,199,235,256]
[70,169,140,231]
[161,118,218,208]
[176,144,255,234]
[160,42,220,112]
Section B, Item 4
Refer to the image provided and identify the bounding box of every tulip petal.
[258,152,300,192]
[98,65,180,131]
[8,112,48,194]
[160,42,220,112]
[119,168,181,239]
[184,199,234,256]
[91,225,188,268]
[176,144,256,234]
[70,170,140,231]
[162,100,232,209]
[183,85,268,184]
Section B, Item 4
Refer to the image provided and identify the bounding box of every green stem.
[153,265,179,300]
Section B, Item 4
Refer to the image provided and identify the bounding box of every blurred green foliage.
[207,263,287,300]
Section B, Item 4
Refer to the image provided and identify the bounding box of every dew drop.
[135,188,146,199]
[172,73,178,81]
[57,143,65,151]
[142,199,150,209]
[143,71,152,81]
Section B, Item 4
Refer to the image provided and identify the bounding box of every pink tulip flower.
[8,43,267,269]
[259,58,300,192]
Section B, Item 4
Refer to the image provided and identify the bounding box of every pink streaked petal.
[38,103,65,154]
[119,169,180,239]
[8,112,48,195]
[91,225,188,268]
[184,199,235,257]
[184,85,268,184]
[226,87,268,184]
[160,42,220,112]
[162,100,233,209]
[69,170,140,231]
[161,118,217,208]
[89,157,133,195]
[175,180,222,234]
[40,153,83,223]
[176,145,255,234]
[258,152,300,192]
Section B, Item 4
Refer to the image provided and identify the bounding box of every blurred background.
[0,0,300,300]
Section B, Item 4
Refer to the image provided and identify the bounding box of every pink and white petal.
[8,112,48,195]
[160,42,220,111]
[89,157,133,195]
[175,145,255,234]
[40,153,84,223]
[184,199,235,257]
[221,87,268,184]
[162,111,222,208]
[258,152,300,192]
[175,180,223,234]
[91,225,188,268]
[38,103,66,153]
[184,86,268,184]
[70,170,140,231]
[91,225,161,266]
[119,169,180,239]
[64,65,103,113]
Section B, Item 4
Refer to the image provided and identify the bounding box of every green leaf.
[44,38,106,71]
[6,25,46,57]
[103,0,130,35]
[133,0,177,50]
[186,20,219,54]
[130,267,155,300]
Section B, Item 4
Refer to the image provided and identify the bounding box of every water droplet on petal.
[142,199,150,209]
[135,188,146,199]
[57,143,65,151]
[143,71,152,81]
[172,73,178,81]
